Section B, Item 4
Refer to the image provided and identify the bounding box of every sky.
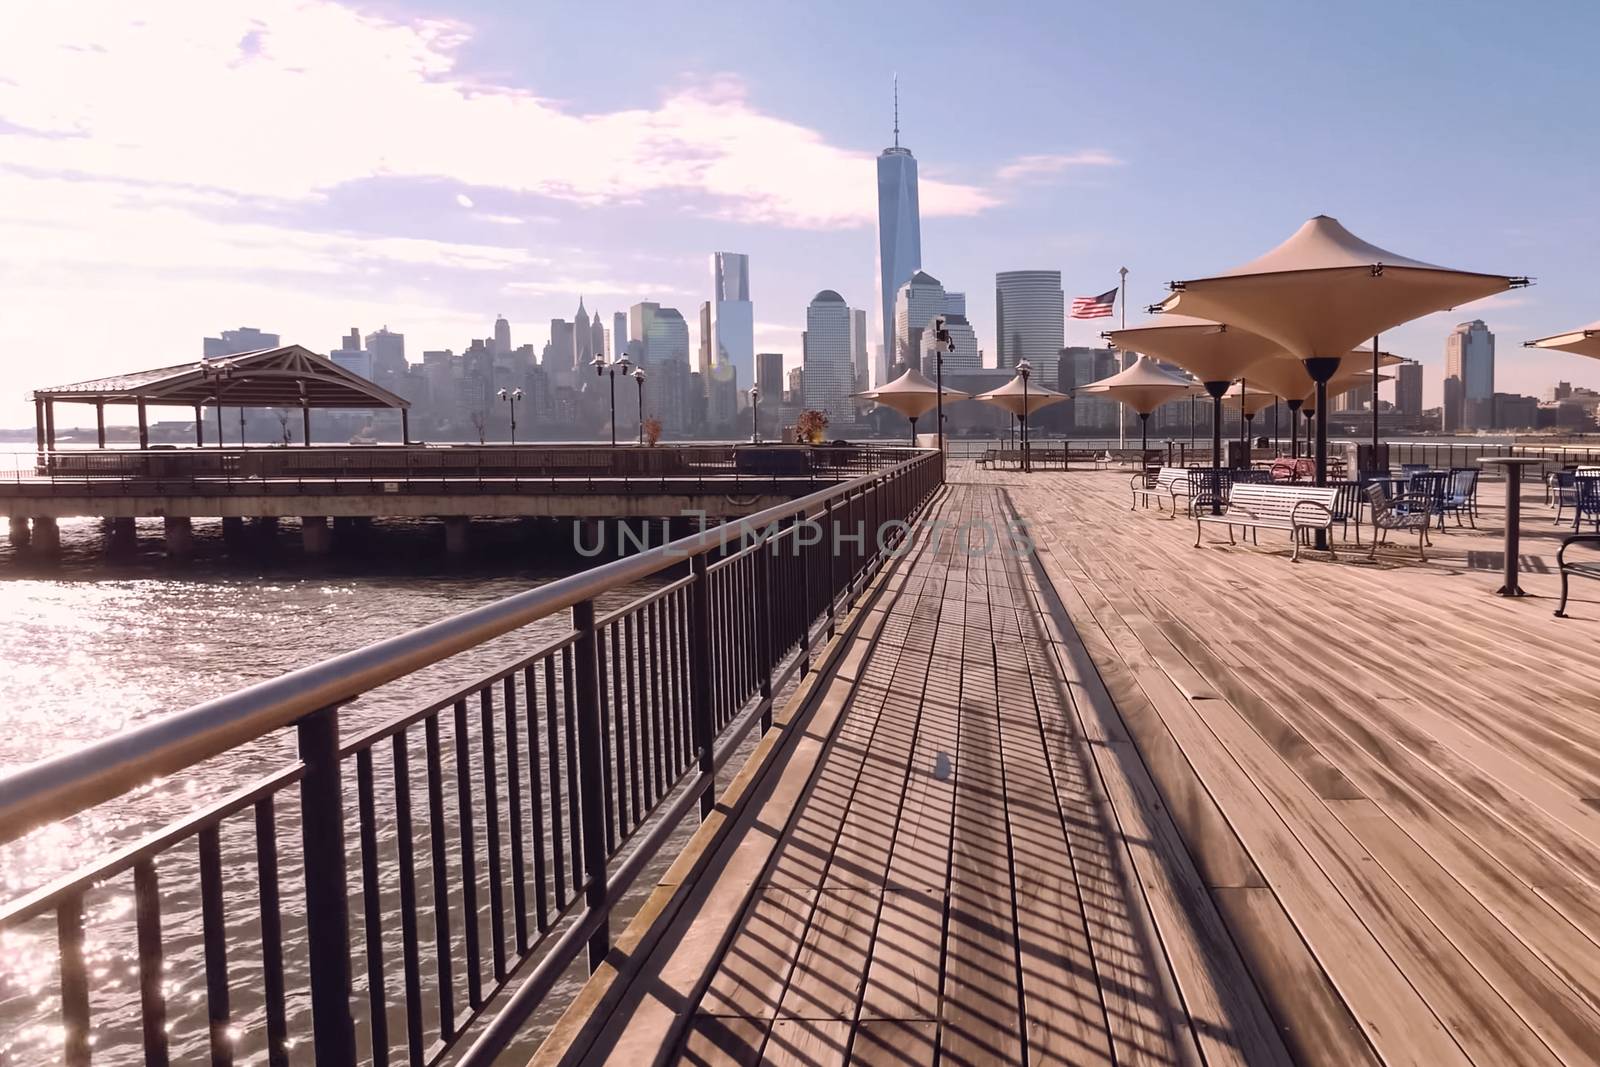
[2,0,1598,429]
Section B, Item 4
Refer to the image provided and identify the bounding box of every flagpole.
[1118,266,1128,452]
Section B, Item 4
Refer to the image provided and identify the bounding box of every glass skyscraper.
[1444,319,1494,430]
[803,290,856,431]
[711,252,754,395]
[995,271,1065,386]
[876,131,921,390]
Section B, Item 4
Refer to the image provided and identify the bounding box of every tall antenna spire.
[893,74,900,147]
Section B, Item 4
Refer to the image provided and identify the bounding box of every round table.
[1477,457,1545,596]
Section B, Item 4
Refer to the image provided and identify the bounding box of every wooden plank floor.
[980,462,1600,1067]
[538,481,1292,1066]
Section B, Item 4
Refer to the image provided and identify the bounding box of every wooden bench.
[1194,482,1339,561]
[1132,466,1195,512]
[1555,534,1600,618]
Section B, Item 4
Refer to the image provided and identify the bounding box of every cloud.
[996,151,1123,182]
[0,0,998,229]
[455,193,476,209]
[504,279,691,299]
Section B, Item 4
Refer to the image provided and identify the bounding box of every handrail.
[0,450,937,845]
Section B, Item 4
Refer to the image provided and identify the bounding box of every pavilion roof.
[32,345,410,409]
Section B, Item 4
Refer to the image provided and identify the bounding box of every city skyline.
[2,0,1598,428]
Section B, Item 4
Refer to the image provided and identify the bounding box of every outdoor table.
[1478,457,1544,597]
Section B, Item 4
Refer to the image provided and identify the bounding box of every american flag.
[1070,288,1118,320]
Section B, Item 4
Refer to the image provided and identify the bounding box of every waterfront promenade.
[538,463,1600,1066]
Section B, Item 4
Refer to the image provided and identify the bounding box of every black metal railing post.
[687,554,716,819]
[297,705,356,1065]
[754,542,775,732]
[571,599,609,970]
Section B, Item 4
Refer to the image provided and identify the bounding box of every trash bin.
[1356,442,1390,476]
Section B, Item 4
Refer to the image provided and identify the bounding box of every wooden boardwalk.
[535,464,1600,1066]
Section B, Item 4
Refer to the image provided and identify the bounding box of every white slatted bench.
[1194,482,1340,561]
[1131,466,1195,512]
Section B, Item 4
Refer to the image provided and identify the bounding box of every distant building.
[329,327,371,380]
[492,315,511,355]
[574,299,595,370]
[364,327,406,378]
[1059,347,1119,432]
[894,271,947,373]
[756,352,785,401]
[1444,319,1494,431]
[710,252,754,393]
[875,101,922,388]
[934,313,981,373]
[787,366,804,403]
[1395,360,1424,416]
[651,357,693,437]
[204,326,280,359]
[850,308,869,391]
[697,302,713,374]
[630,303,690,369]
[1494,393,1540,429]
[996,271,1065,386]
[546,319,575,370]
[803,290,856,431]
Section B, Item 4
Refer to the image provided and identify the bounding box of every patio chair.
[1189,468,1231,516]
[1400,463,1429,480]
[1329,480,1363,543]
[1554,470,1579,525]
[1576,475,1600,533]
[1365,482,1431,560]
[1234,469,1273,485]
[1403,470,1450,530]
[1442,468,1480,528]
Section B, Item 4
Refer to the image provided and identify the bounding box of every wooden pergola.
[31,345,411,449]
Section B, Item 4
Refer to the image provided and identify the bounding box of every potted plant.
[795,409,829,445]
[643,415,663,446]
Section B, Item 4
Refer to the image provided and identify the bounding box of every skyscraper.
[996,271,1065,385]
[849,309,869,391]
[710,252,755,393]
[875,84,921,389]
[613,312,629,361]
[546,319,575,369]
[894,271,947,373]
[697,302,713,374]
[330,328,371,380]
[803,290,856,431]
[756,352,785,399]
[203,326,280,359]
[574,299,594,369]
[1444,319,1494,430]
[937,314,980,372]
[590,312,605,362]
[630,302,690,368]
[492,315,511,355]
[364,327,406,376]
[1396,360,1423,416]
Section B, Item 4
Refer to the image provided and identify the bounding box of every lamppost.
[632,368,647,445]
[932,315,955,455]
[497,387,523,444]
[748,383,761,444]
[1017,359,1033,474]
[591,352,632,446]
[200,360,235,448]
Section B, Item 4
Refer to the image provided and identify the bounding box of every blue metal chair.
[1554,470,1579,525]
[1401,471,1450,530]
[1400,463,1429,481]
[1329,479,1362,543]
[1575,475,1600,533]
[1189,468,1231,515]
[1442,468,1480,528]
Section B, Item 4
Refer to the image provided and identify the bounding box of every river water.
[0,517,714,1066]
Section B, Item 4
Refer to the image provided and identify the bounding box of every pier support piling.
[221,517,246,549]
[443,516,471,557]
[163,516,194,559]
[301,516,333,556]
[108,517,137,555]
[9,516,31,549]
[30,517,59,556]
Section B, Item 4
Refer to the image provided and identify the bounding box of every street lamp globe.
[632,368,645,384]
[591,353,607,375]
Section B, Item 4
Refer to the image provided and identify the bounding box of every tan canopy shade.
[1223,381,1280,418]
[1160,215,1527,359]
[1525,320,1600,361]
[1105,315,1287,385]
[1076,354,1197,414]
[973,373,1067,418]
[32,345,410,410]
[854,366,968,421]
[1241,348,1404,401]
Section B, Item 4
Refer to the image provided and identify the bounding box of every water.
[0,517,705,1065]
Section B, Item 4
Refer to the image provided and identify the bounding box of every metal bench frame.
[1132,466,1194,513]
[1555,534,1600,618]
[1195,482,1338,562]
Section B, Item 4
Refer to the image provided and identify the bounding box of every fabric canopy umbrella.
[854,366,967,445]
[1105,315,1286,473]
[975,365,1066,473]
[1076,354,1196,458]
[1162,214,1526,485]
[1244,347,1404,460]
[1525,321,1600,361]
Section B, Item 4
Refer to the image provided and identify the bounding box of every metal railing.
[0,443,916,498]
[0,449,943,1066]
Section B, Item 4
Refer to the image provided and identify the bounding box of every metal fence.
[0,443,917,497]
[0,449,943,1066]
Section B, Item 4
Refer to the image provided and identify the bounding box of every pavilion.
[30,345,411,449]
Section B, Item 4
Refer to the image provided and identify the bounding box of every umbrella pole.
[1305,357,1340,491]
[1204,380,1228,514]
[1371,334,1381,474]
[909,415,918,448]
[1140,412,1150,462]
[1287,399,1303,458]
